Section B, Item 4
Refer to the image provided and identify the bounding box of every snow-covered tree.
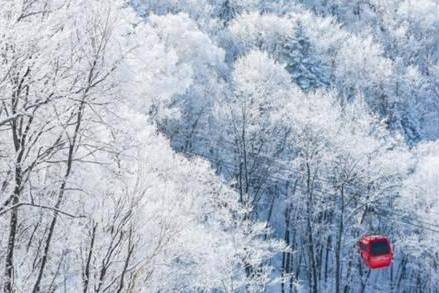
[2,0,439,292]
[0,1,280,292]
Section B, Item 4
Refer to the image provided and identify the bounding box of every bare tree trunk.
[306,163,318,293]
[116,227,135,293]
[83,223,97,293]
[324,235,331,285]
[282,204,291,293]
[4,165,23,293]
[4,185,19,293]
[343,250,354,293]
[4,89,31,292]
[335,185,345,293]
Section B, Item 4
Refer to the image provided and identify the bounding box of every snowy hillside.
[0,0,438,292]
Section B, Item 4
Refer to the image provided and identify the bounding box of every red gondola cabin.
[358,235,393,269]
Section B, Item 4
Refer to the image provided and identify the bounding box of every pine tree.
[280,24,331,91]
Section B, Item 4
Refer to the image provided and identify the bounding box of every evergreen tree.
[280,24,331,91]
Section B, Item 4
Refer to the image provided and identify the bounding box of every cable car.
[358,235,393,269]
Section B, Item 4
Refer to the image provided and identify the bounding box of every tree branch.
[0,202,85,218]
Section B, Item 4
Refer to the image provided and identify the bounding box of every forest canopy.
[0,0,438,292]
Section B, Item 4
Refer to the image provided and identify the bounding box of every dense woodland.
[0,0,438,292]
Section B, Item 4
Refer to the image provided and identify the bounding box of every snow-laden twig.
[0,113,33,127]
[0,202,85,218]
